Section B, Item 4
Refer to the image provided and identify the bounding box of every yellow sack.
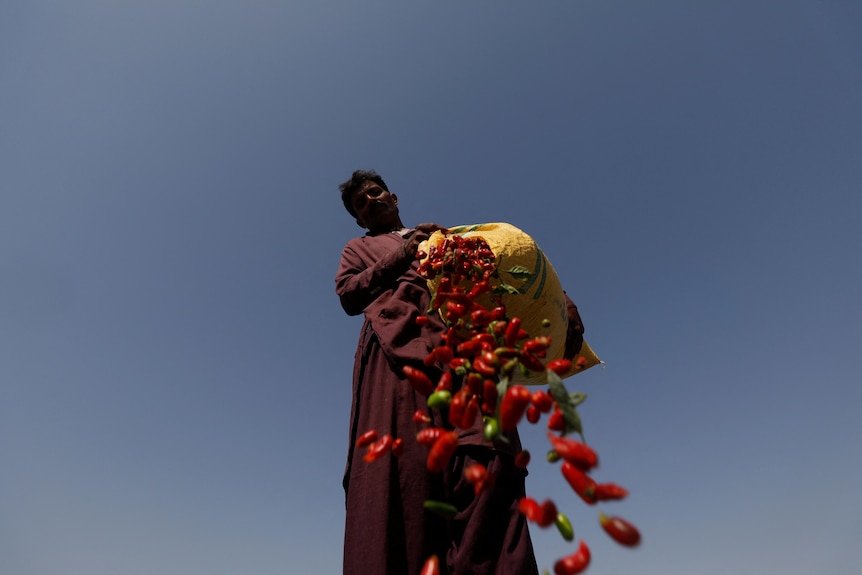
[420,223,600,385]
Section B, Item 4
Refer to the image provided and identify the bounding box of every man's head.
[339,169,402,232]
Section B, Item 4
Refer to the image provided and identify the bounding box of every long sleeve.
[335,237,413,316]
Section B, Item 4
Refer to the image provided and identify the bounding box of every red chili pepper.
[435,345,454,364]
[518,497,557,528]
[448,388,469,428]
[449,357,469,371]
[505,317,522,347]
[472,355,498,377]
[391,438,404,458]
[575,356,589,369]
[413,410,432,424]
[473,332,495,347]
[546,358,572,376]
[471,308,492,327]
[518,350,546,372]
[500,385,531,431]
[456,340,484,357]
[417,427,446,447]
[426,431,459,473]
[481,378,498,414]
[491,306,507,321]
[547,433,598,471]
[461,395,480,429]
[436,371,453,392]
[525,405,540,424]
[403,365,434,396]
[423,352,438,367]
[355,429,378,448]
[599,513,641,547]
[445,300,467,319]
[439,291,471,306]
[561,461,597,505]
[492,319,508,337]
[514,450,531,469]
[523,337,551,353]
[517,497,539,522]
[363,434,393,463]
[464,462,492,495]
[415,315,430,326]
[465,372,483,395]
[420,554,441,575]
[547,408,566,431]
[468,282,490,300]
[553,540,591,575]
[537,499,558,527]
[531,390,554,413]
[594,483,629,501]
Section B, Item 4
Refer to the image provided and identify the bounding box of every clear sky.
[2,1,861,574]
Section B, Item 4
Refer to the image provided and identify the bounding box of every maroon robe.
[336,230,539,575]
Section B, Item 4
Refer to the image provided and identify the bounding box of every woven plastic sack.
[420,223,600,384]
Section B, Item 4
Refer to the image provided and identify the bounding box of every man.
[335,170,582,574]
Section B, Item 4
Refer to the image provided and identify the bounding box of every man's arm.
[335,241,414,316]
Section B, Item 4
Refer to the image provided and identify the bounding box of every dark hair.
[339,170,389,218]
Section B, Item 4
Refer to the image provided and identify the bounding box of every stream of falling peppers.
[357,234,641,575]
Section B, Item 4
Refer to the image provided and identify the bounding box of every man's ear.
[392,193,398,205]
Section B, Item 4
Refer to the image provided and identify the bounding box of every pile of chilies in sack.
[355,234,641,575]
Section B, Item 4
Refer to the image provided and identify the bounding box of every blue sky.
[2,1,861,573]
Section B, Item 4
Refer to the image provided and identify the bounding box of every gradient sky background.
[2,1,861,574]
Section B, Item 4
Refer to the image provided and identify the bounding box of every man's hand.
[402,223,449,257]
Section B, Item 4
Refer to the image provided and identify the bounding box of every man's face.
[351,181,399,231]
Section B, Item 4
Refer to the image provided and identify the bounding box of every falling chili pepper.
[523,337,551,354]
[518,497,557,528]
[413,410,432,424]
[435,345,454,365]
[547,408,566,432]
[599,513,641,547]
[594,483,628,501]
[448,388,469,428]
[546,358,572,376]
[426,431,459,473]
[547,433,598,471]
[482,378,498,413]
[505,317,522,347]
[363,434,393,463]
[500,385,532,431]
[391,438,404,458]
[456,340,484,357]
[420,554,441,575]
[403,365,434,396]
[461,395,480,428]
[555,512,574,541]
[514,450,531,469]
[518,350,546,373]
[531,390,554,413]
[436,371,453,392]
[416,427,446,447]
[464,462,494,495]
[355,429,378,448]
[553,540,591,575]
[483,416,500,441]
[427,390,452,409]
[561,461,597,505]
